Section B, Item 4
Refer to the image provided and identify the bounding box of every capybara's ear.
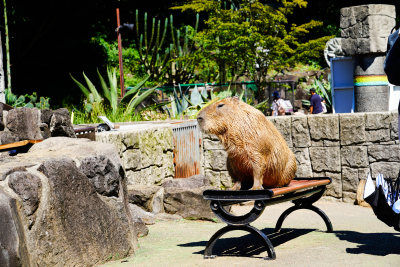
[232,96,240,102]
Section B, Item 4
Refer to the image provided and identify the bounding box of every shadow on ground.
[335,231,400,256]
[178,228,314,258]
[179,227,400,259]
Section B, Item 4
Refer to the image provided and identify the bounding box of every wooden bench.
[202,177,332,260]
[0,140,43,152]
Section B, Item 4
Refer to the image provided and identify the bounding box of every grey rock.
[138,128,173,169]
[39,123,51,139]
[154,213,183,221]
[368,145,400,163]
[6,107,43,140]
[341,146,368,168]
[340,5,396,55]
[293,148,313,177]
[34,158,135,266]
[7,171,42,216]
[96,131,127,156]
[128,204,155,225]
[324,172,343,199]
[365,112,390,130]
[204,169,221,188]
[291,116,311,148]
[121,132,140,149]
[40,109,53,125]
[150,187,164,214]
[370,162,400,180]
[340,114,366,145]
[0,131,18,145]
[342,167,359,193]
[219,171,233,189]
[366,129,390,143]
[308,115,339,142]
[204,150,228,171]
[127,184,160,209]
[0,189,30,267]
[79,155,121,197]
[127,204,150,237]
[268,116,292,147]
[163,186,216,220]
[1,167,28,182]
[122,149,141,170]
[49,108,76,138]
[162,174,210,188]
[343,192,357,203]
[0,103,3,131]
[28,137,122,170]
[390,111,398,141]
[131,216,149,238]
[203,138,224,150]
[1,110,7,129]
[309,147,341,173]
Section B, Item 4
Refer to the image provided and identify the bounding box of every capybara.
[197,97,297,190]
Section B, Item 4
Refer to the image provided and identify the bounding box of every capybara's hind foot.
[230,181,241,190]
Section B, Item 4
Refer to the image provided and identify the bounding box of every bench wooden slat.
[203,177,331,201]
[0,140,43,151]
[271,179,331,197]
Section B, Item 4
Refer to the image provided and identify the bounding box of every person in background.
[271,91,285,116]
[309,88,323,114]
[321,97,328,113]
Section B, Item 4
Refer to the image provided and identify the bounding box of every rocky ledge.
[0,137,137,267]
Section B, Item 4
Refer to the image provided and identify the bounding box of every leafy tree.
[173,0,333,85]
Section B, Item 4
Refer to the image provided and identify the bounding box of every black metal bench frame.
[202,177,333,260]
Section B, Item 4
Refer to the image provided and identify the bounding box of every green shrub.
[5,89,50,109]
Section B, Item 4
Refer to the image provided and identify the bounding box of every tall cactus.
[168,14,199,85]
[135,10,170,82]
[134,10,199,85]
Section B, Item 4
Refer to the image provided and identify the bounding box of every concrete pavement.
[99,201,400,267]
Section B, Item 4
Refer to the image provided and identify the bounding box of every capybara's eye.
[217,103,225,108]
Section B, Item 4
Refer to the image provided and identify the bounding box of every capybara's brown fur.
[197,97,297,190]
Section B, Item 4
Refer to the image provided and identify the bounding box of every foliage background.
[0,0,399,107]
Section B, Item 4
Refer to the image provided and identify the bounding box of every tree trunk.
[0,32,5,103]
[3,0,11,91]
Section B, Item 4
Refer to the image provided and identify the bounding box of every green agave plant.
[71,67,156,118]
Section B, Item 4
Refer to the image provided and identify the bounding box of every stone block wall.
[340,4,396,55]
[96,126,174,186]
[203,112,400,202]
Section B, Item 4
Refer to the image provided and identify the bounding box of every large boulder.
[0,138,137,266]
[6,107,43,141]
[0,189,30,267]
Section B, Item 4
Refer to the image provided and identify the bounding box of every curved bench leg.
[274,205,333,233]
[204,224,276,260]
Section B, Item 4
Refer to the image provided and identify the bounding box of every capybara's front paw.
[230,181,241,190]
[250,185,264,190]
